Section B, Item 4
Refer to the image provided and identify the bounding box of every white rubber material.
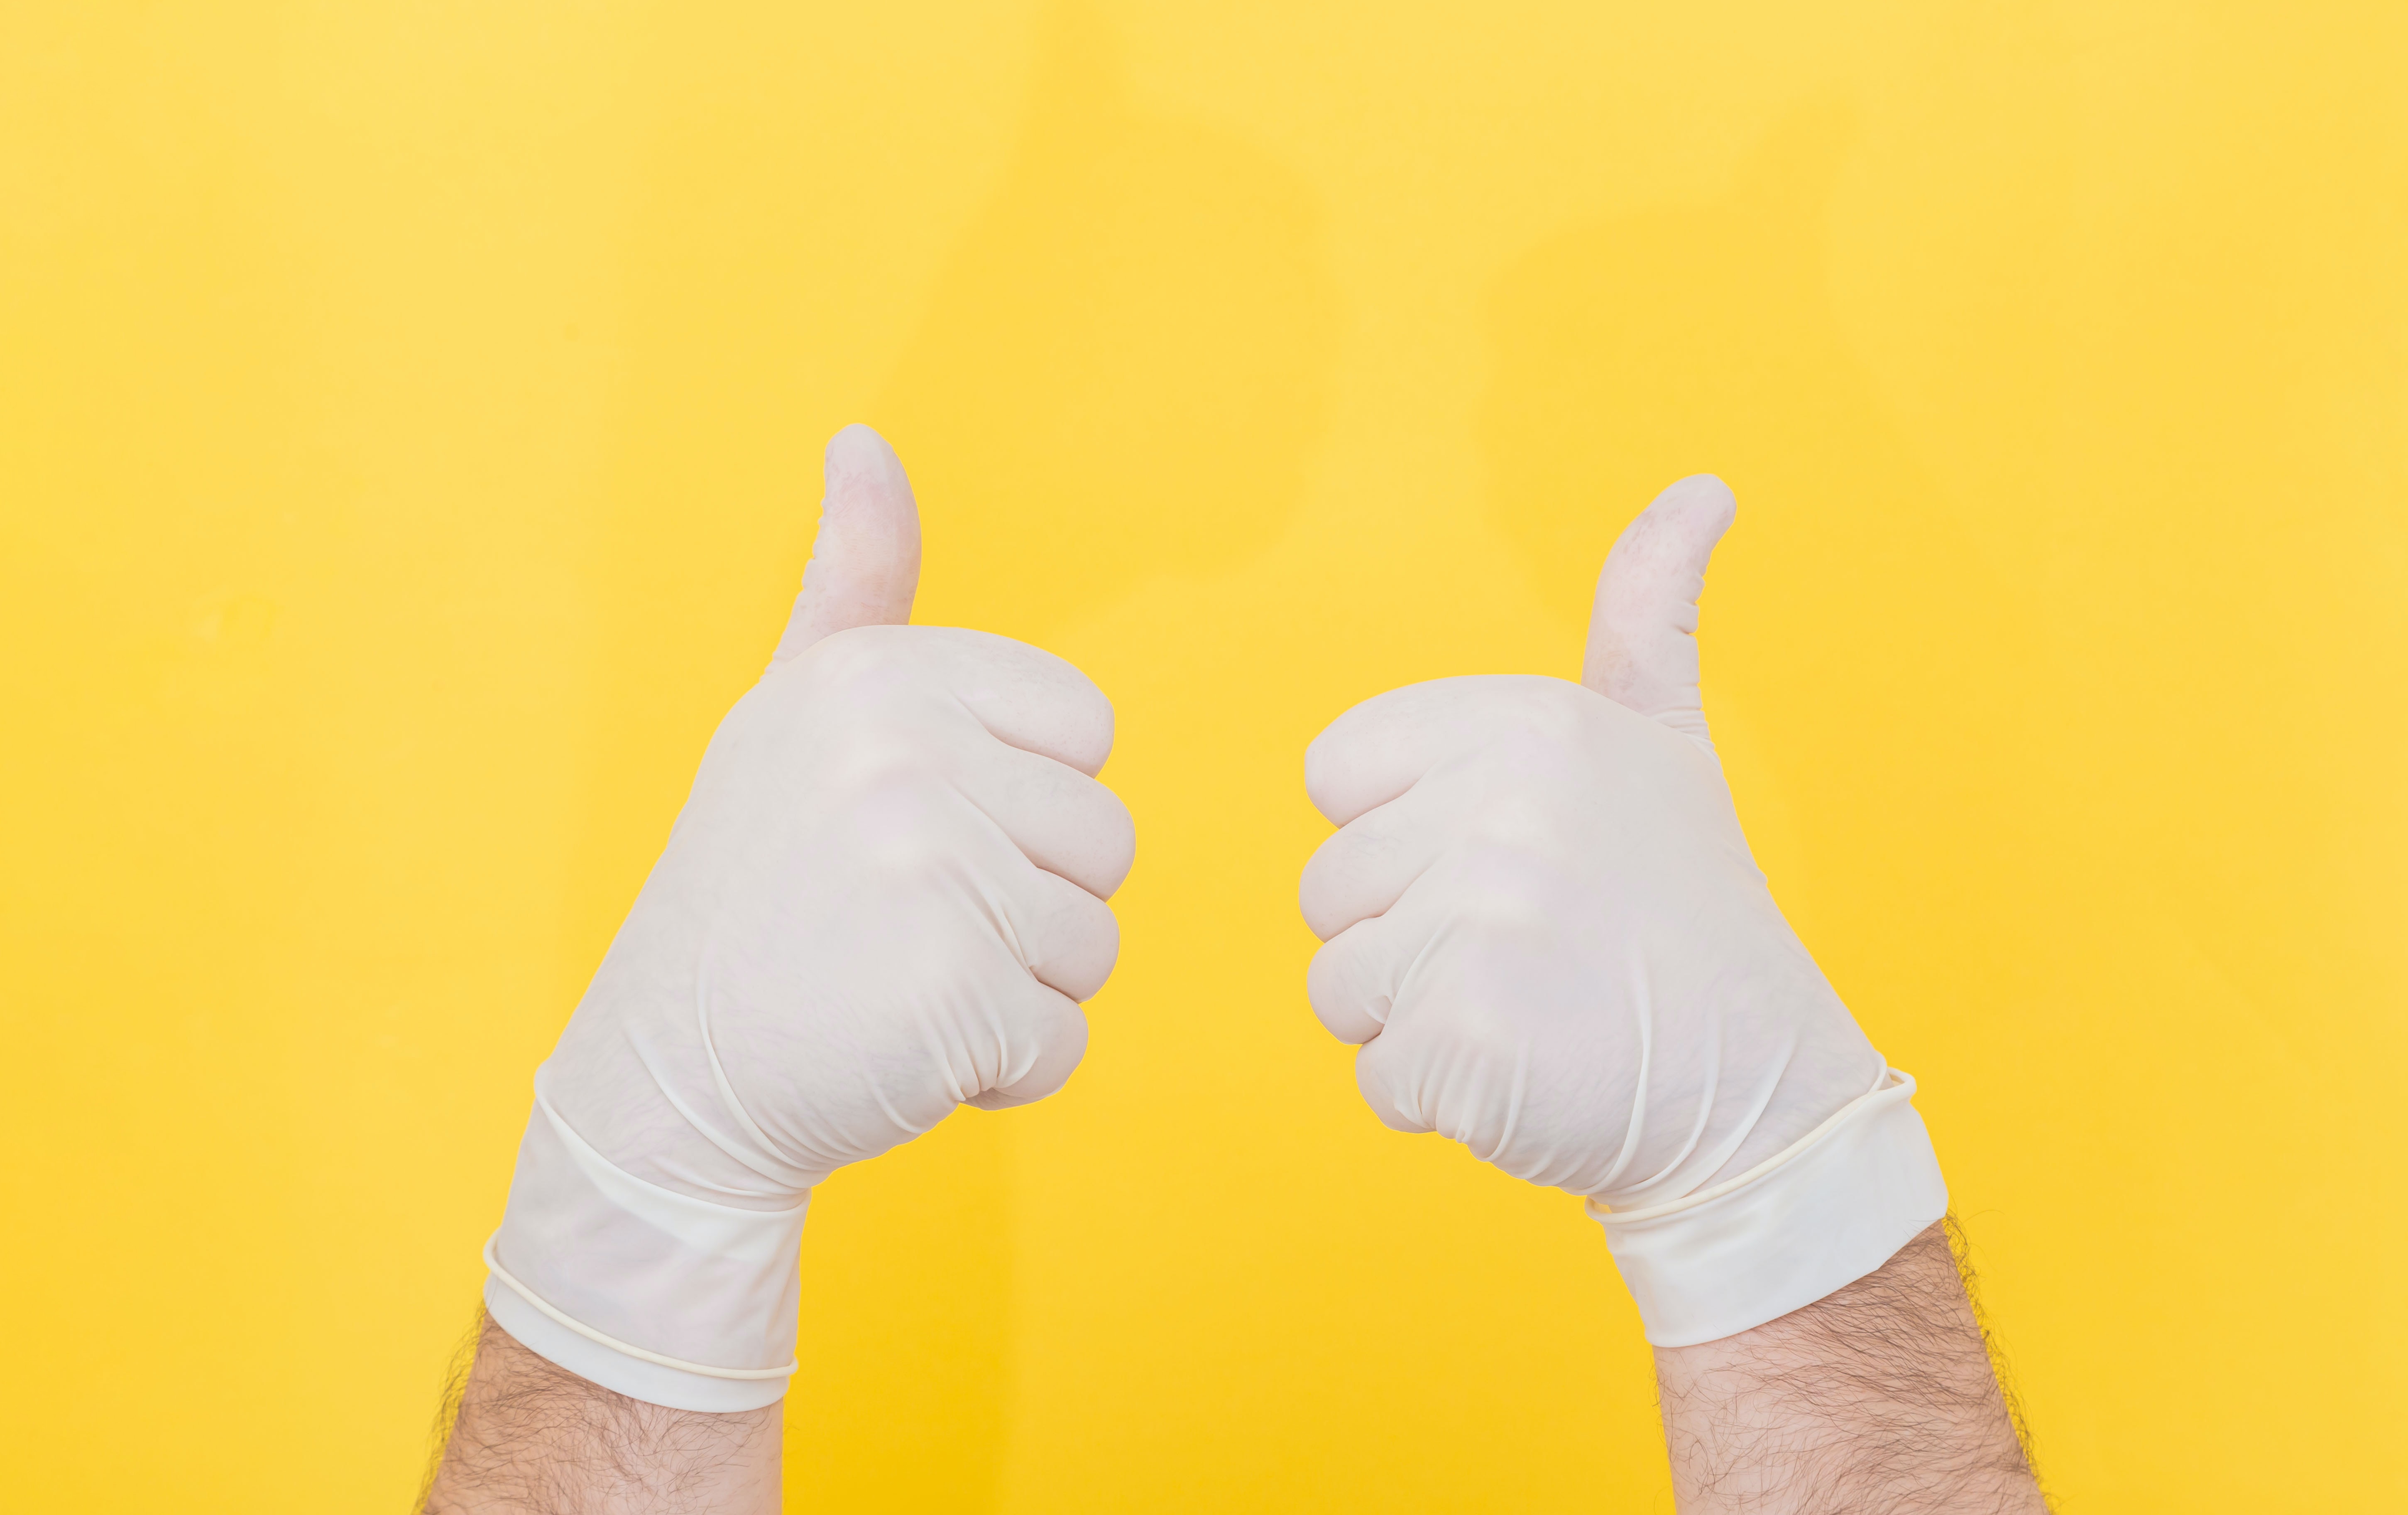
[483,1235,796,1380]
[482,1276,793,1414]
[484,1088,809,1412]
[479,430,1130,1415]
[1588,1067,1948,1346]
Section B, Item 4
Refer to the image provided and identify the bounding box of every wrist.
[486,1088,808,1412]
[425,1312,783,1514]
[1588,1068,1948,1346]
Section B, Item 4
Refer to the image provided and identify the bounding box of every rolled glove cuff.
[1586,1068,1948,1347]
[485,1092,808,1412]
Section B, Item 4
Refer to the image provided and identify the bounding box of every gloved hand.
[1298,476,1945,1346]
[484,425,1134,1410]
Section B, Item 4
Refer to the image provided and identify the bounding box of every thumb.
[768,423,923,668]
[1581,474,1736,747]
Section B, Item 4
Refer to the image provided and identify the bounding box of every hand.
[1298,476,1944,1345]
[481,425,1134,1411]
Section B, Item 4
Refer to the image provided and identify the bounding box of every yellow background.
[5,2,2404,1509]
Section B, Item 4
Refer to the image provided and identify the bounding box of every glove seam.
[1587,1066,1910,1225]
[482,1232,799,1382]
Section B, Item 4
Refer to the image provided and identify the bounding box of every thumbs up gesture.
[485,427,1133,1410]
[1299,477,1945,1345]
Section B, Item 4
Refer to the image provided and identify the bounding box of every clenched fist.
[1300,477,1944,1345]
[485,427,1133,1410]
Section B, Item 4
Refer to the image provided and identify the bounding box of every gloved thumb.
[1579,474,1736,748]
[768,423,922,669]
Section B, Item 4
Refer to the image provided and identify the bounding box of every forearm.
[423,1313,782,1515]
[1652,1219,2045,1514]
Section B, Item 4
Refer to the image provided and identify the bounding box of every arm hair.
[1652,1217,2049,1514]
[418,1312,781,1515]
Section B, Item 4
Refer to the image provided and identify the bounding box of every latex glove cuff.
[483,1093,808,1412]
[1587,1069,1948,1347]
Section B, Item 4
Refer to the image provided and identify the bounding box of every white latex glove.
[1298,477,1945,1346]
[483,425,1133,1410]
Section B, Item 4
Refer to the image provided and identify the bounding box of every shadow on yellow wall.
[1481,102,2049,984]
[877,3,1339,641]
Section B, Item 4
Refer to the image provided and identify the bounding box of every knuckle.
[1028,786,1134,895]
[826,732,942,797]
[1299,873,1372,943]
[1094,787,1136,856]
[1073,789,1137,890]
[1305,936,1357,1002]
[1439,1001,1525,1068]
[1356,1057,1427,1133]
[1447,834,1570,913]
[837,765,961,878]
[1485,681,1595,751]
[803,625,924,700]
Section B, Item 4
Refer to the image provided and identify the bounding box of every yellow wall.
[5,3,2403,1509]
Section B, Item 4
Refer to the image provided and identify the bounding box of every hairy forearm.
[1652,1219,2046,1514]
[422,1312,782,1515]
